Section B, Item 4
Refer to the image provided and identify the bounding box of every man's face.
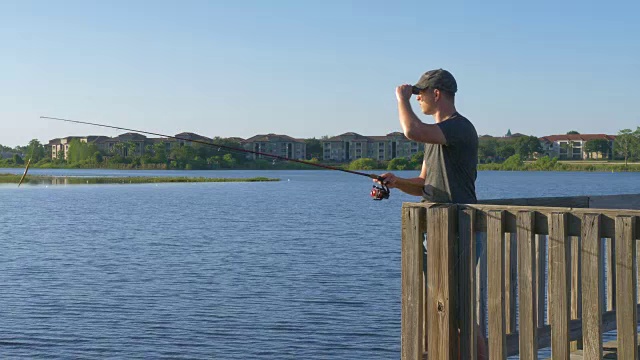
[416,88,437,115]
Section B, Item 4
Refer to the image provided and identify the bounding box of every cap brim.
[411,86,422,95]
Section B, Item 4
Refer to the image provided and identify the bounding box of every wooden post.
[606,237,616,311]
[476,233,488,337]
[582,213,603,360]
[615,215,637,360]
[505,232,517,334]
[570,235,582,351]
[488,210,506,359]
[426,205,458,360]
[549,212,570,359]
[517,211,538,360]
[536,234,547,328]
[401,206,426,360]
[458,208,477,360]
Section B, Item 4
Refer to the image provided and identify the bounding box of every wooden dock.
[401,194,640,360]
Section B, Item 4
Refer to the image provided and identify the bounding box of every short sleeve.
[436,118,472,147]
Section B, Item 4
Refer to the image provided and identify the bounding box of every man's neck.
[433,105,458,123]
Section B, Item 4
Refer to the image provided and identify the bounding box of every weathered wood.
[637,239,640,305]
[517,211,538,360]
[479,196,590,208]
[476,232,488,338]
[487,210,506,359]
[505,303,640,356]
[605,238,616,312]
[581,213,603,360]
[549,212,571,359]
[402,202,640,240]
[505,231,517,334]
[426,206,458,360]
[458,208,477,360]
[536,234,547,328]
[401,206,426,360]
[615,215,638,360]
[570,236,582,351]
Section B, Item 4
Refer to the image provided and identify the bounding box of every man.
[377,68,478,204]
[378,69,486,359]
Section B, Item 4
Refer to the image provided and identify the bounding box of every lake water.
[1,169,640,359]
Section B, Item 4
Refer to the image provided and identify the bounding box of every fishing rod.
[41,116,398,199]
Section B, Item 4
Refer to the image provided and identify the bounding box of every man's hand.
[375,172,399,188]
[396,84,413,102]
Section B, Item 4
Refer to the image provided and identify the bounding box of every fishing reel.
[371,176,390,200]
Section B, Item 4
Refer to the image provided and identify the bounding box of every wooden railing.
[401,194,640,360]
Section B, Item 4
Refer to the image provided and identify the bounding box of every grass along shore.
[0,173,279,185]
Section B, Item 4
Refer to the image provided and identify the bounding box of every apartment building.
[322,132,420,162]
[539,134,615,160]
[241,134,306,160]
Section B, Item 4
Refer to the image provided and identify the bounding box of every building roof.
[112,132,147,141]
[539,134,616,143]
[174,132,213,143]
[242,133,303,143]
[85,136,110,143]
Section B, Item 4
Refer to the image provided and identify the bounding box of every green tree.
[25,139,46,162]
[566,130,580,135]
[478,138,498,162]
[12,153,24,165]
[304,138,323,160]
[409,151,424,169]
[584,139,611,159]
[152,142,169,163]
[614,129,638,166]
[502,154,524,170]
[514,136,543,160]
[387,157,409,170]
[496,143,515,160]
[222,153,237,168]
[348,158,378,170]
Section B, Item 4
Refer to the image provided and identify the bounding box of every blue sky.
[1,0,638,147]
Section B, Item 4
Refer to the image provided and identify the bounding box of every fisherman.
[376,69,486,359]
[376,68,477,204]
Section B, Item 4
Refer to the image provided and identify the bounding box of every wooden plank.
[615,215,638,360]
[517,211,538,360]
[505,303,640,356]
[458,208,477,360]
[581,213,603,360]
[478,196,590,208]
[505,231,517,334]
[476,232,488,338]
[549,212,571,359]
[536,234,547,328]
[606,238,616,311]
[570,235,582,351]
[637,238,640,305]
[401,206,426,360]
[426,206,458,360]
[472,204,640,240]
[487,210,506,359]
[404,202,640,240]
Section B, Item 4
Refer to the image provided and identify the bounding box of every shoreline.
[0,173,279,185]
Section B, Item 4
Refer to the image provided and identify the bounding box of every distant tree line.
[2,128,640,170]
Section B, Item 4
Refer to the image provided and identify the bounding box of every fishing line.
[41,116,394,199]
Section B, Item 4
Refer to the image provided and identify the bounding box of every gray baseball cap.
[412,69,458,95]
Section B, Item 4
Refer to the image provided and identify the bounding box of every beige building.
[322,132,421,162]
[539,134,615,160]
[241,134,306,160]
[49,136,110,160]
